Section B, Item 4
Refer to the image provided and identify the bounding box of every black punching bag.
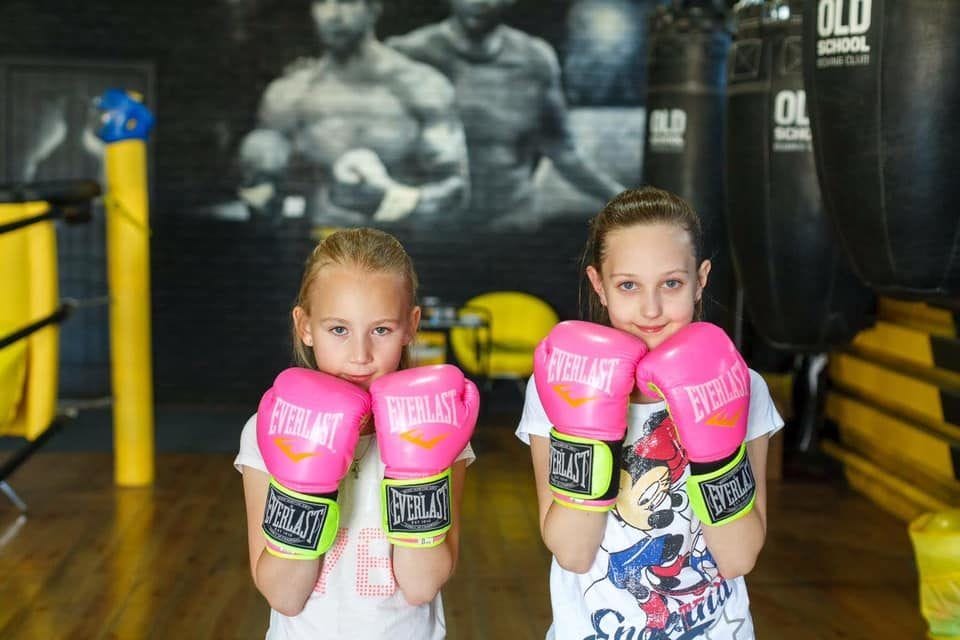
[644,5,736,334]
[726,0,874,351]
[803,0,960,299]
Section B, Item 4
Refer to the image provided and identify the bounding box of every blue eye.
[664,279,683,290]
[618,281,637,291]
[330,326,348,336]
[373,326,391,336]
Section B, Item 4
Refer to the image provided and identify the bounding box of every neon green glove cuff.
[548,428,622,512]
[262,478,340,560]
[687,443,756,527]
[381,467,452,548]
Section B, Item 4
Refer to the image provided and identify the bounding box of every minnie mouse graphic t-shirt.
[516,369,783,640]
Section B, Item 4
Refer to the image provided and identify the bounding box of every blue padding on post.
[95,89,155,143]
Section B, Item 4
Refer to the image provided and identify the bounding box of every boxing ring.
[0,89,156,519]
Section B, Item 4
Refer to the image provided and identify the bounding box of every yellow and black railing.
[0,180,101,502]
[823,298,960,521]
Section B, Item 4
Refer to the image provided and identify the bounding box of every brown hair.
[292,227,418,370]
[580,186,705,325]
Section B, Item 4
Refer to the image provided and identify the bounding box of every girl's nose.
[350,335,373,364]
[639,290,662,319]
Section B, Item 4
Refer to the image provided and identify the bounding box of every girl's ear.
[293,306,313,347]
[586,265,608,306]
[695,259,712,302]
[405,305,422,345]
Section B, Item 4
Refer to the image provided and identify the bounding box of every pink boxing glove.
[370,365,478,547]
[534,321,648,511]
[635,322,755,526]
[257,368,371,559]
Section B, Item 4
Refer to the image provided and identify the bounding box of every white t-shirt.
[516,369,783,640]
[235,415,476,640]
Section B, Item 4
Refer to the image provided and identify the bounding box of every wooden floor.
[0,423,928,639]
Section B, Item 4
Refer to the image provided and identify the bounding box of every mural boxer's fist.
[331,148,420,222]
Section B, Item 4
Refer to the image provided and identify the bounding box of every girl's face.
[293,264,420,389]
[586,222,710,350]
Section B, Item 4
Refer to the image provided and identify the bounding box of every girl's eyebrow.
[609,268,687,278]
[318,316,402,325]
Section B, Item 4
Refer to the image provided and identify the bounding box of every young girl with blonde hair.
[236,228,477,639]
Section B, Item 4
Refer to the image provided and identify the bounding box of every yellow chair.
[449,291,559,388]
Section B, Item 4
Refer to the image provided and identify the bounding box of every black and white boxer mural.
[532,0,651,230]
[210,0,646,232]
[388,0,629,231]
[0,0,655,400]
[211,0,470,227]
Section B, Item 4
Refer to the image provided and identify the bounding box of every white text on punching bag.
[817,0,871,58]
[649,109,686,151]
[385,391,459,432]
[773,90,811,151]
[270,398,343,448]
[547,348,618,396]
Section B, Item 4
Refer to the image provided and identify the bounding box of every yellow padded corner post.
[0,201,59,440]
[105,139,155,487]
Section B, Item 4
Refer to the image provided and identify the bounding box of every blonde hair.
[292,228,418,370]
[580,186,705,325]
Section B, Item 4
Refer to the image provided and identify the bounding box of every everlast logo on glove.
[262,483,330,551]
[268,397,344,449]
[683,360,749,424]
[383,390,460,432]
[546,348,618,399]
[549,439,594,495]
[385,477,451,534]
[696,456,757,524]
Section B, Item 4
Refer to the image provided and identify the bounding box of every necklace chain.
[350,436,374,478]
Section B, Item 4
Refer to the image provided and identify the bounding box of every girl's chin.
[637,330,676,350]
[640,336,661,350]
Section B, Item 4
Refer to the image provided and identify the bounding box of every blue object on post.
[95,89,155,143]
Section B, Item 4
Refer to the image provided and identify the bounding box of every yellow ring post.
[97,89,156,487]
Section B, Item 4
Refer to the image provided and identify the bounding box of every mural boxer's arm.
[390,58,469,221]
[534,40,625,203]
[235,66,309,211]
